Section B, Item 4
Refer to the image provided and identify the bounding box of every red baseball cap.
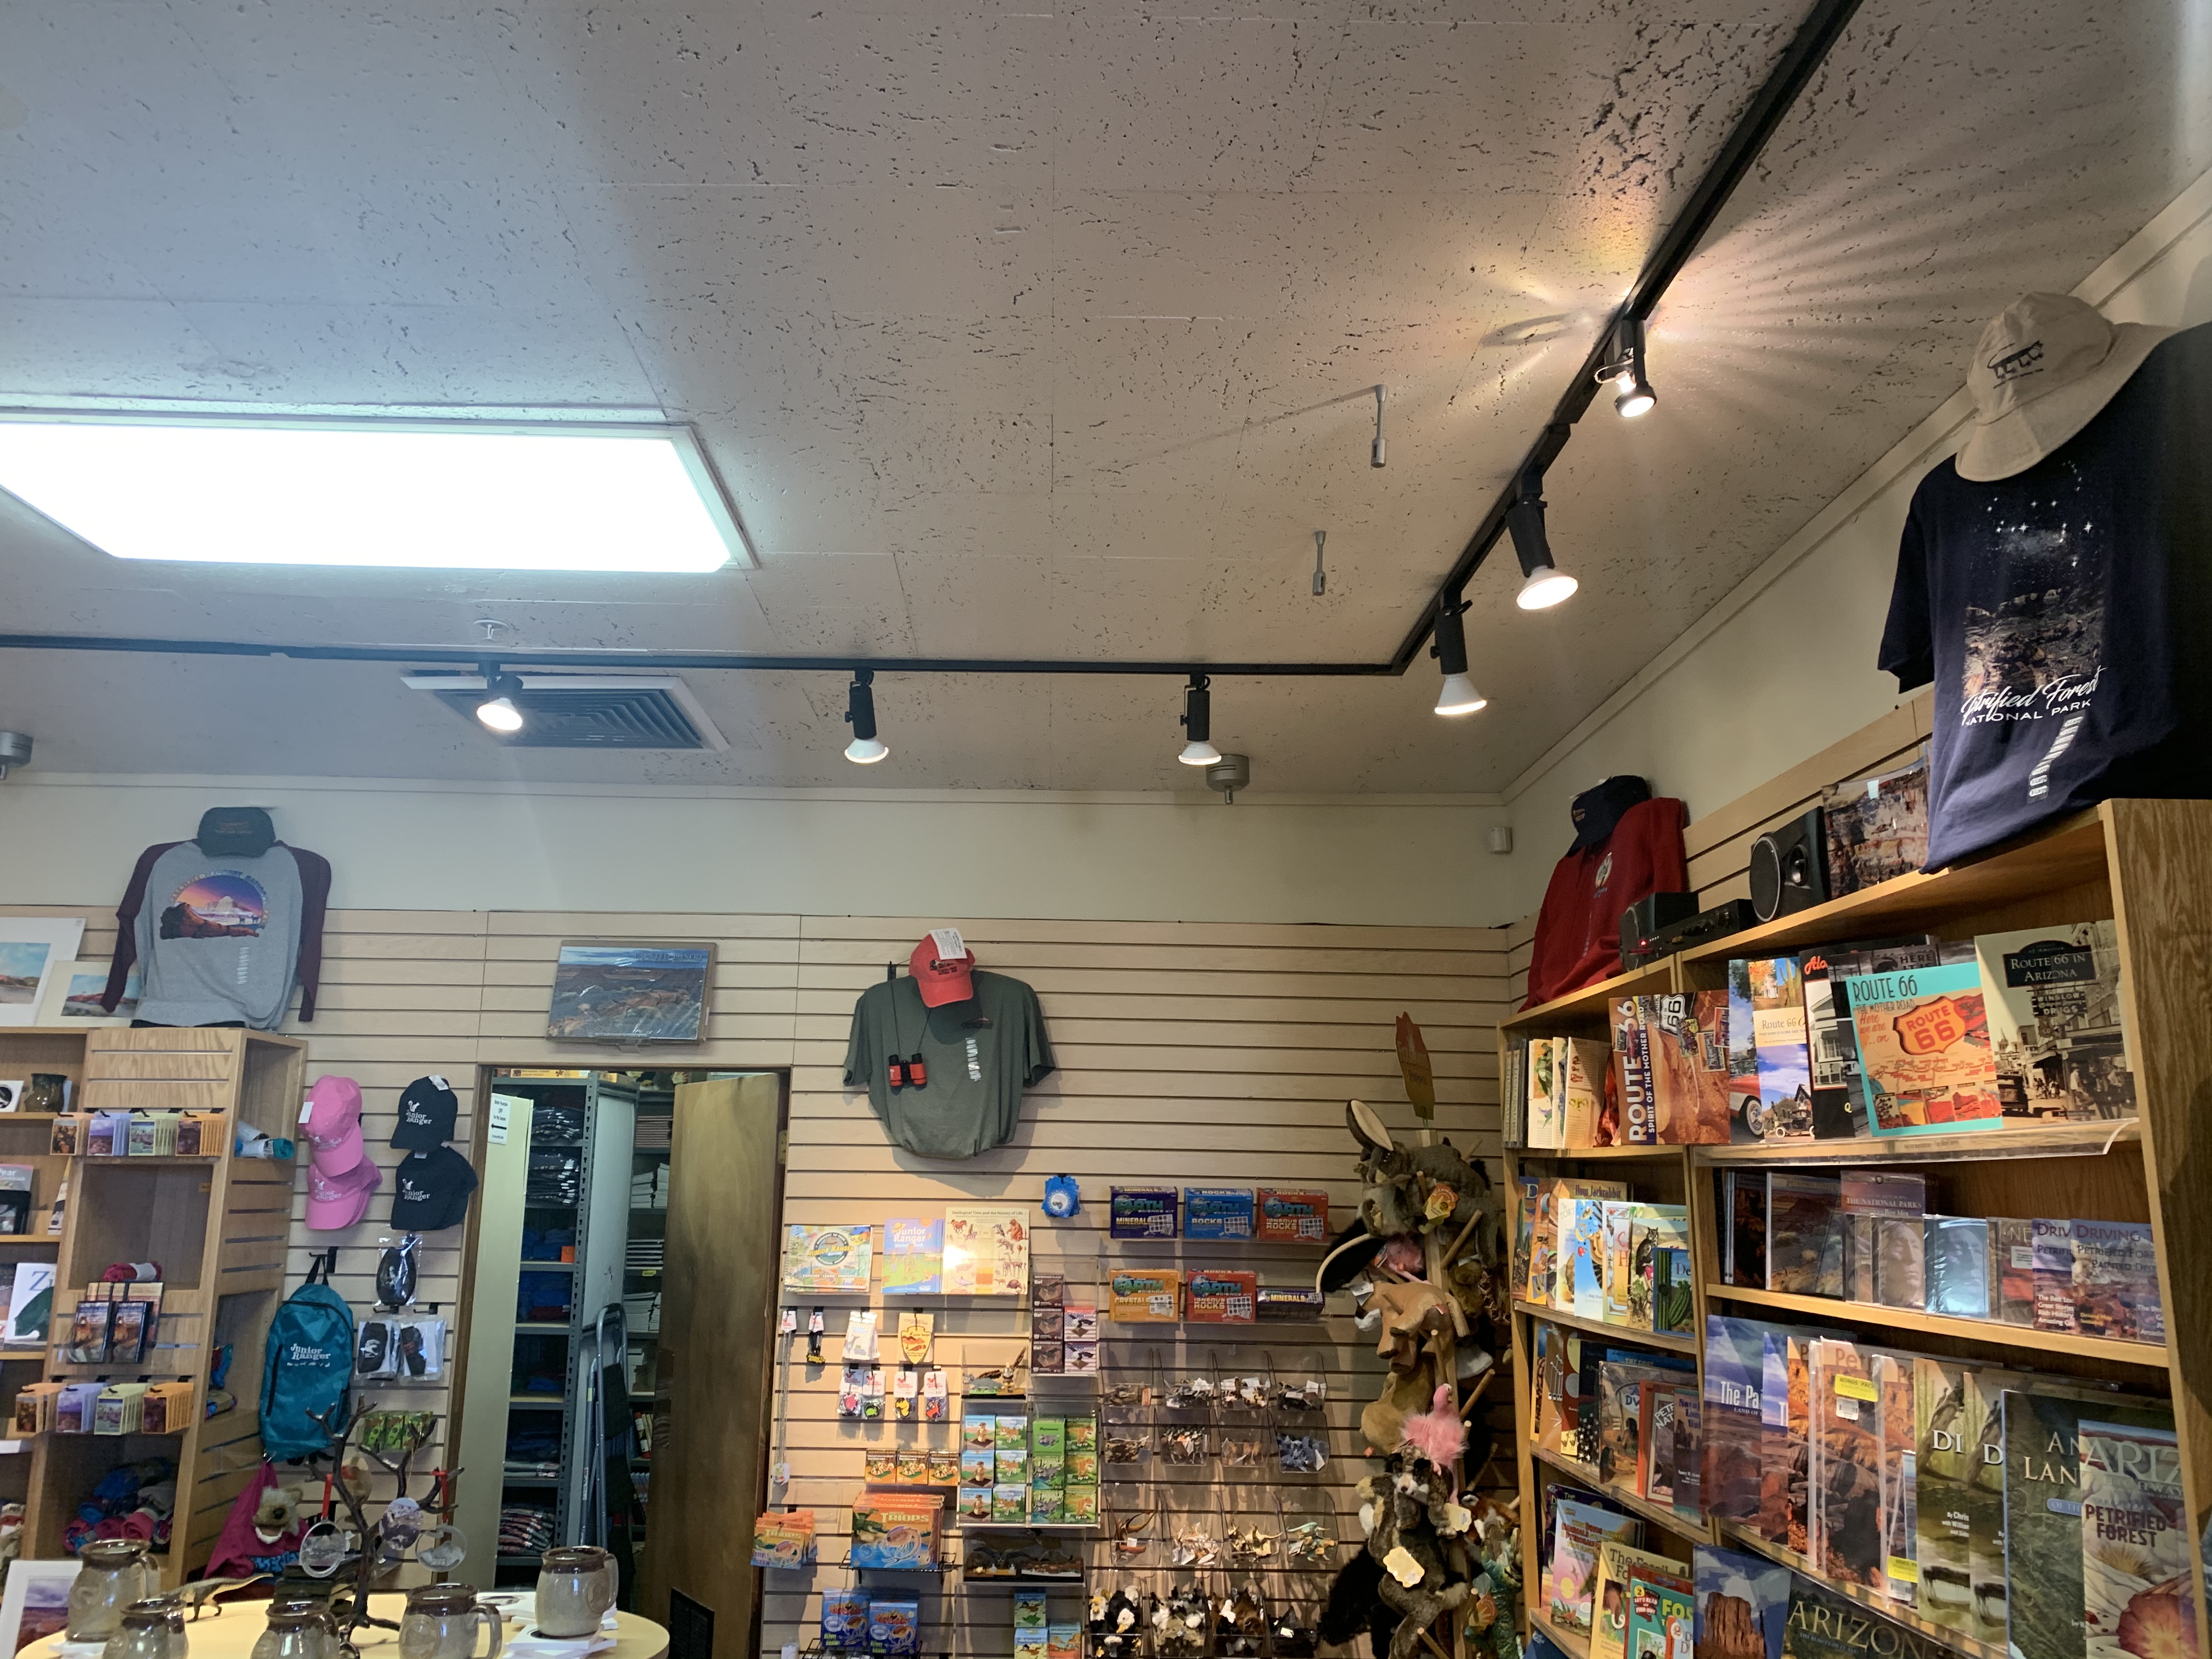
[909,936,977,1006]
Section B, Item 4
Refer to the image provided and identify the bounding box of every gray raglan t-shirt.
[132,842,306,1030]
[843,970,1055,1159]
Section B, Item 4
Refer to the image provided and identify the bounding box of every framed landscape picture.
[0,919,83,1028]
[546,941,713,1043]
[36,961,137,1025]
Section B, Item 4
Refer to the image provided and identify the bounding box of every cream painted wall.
[1483,167,2212,920]
[0,771,1517,927]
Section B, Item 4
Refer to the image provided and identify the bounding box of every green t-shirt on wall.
[842,970,1056,1159]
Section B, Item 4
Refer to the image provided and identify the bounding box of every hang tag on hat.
[929,928,967,961]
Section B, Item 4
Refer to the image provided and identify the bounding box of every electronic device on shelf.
[1618,893,1699,967]
[1622,898,1757,967]
[1748,806,1829,922]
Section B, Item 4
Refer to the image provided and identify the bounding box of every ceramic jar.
[535,1545,618,1638]
[66,1540,158,1641]
[398,1585,503,1659]
[250,1609,336,1659]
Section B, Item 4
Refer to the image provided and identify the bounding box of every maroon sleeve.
[289,847,335,1022]
[102,842,182,1012]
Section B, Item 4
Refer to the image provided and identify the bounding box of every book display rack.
[0,1025,303,1588]
[1498,800,2212,1658]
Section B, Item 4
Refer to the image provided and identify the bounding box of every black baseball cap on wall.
[390,1147,480,1232]
[392,1076,459,1150]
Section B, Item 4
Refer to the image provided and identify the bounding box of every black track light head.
[1507,470,1577,611]
[1178,672,1220,766]
[473,662,525,733]
[1600,315,1656,418]
[1429,595,1485,716]
[843,667,888,764]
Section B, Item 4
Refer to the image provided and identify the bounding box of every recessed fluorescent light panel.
[0,415,753,572]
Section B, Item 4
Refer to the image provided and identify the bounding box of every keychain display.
[898,1311,934,1363]
[861,1367,885,1419]
[838,1367,868,1419]
[807,1308,826,1364]
[922,1367,949,1422]
[891,1365,918,1421]
[843,1308,880,1361]
[1276,1433,1328,1473]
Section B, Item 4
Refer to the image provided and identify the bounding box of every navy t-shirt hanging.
[1880,321,2212,869]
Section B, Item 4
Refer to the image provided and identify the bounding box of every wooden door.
[636,1074,785,1651]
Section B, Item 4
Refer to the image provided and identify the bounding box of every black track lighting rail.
[0,0,1861,690]
[1384,0,1865,674]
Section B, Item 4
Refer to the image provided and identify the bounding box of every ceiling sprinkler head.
[1205,753,1250,805]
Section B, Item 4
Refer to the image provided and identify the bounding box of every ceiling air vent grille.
[402,674,730,751]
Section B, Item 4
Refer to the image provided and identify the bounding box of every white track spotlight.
[843,668,889,763]
[1178,672,1221,766]
[1506,472,1577,611]
[1429,594,1487,716]
[474,667,526,733]
[1597,315,1656,418]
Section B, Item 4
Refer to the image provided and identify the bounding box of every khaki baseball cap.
[1955,292,2171,482]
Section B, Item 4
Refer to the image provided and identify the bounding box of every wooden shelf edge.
[1512,1299,1698,1355]
[1711,1520,2001,1659]
[1528,1445,1712,1542]
[1502,963,1676,1033]
[1693,1120,2141,1166]
[1508,1144,1689,1161]
[1701,1283,2169,1367]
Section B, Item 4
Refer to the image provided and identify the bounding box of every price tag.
[1835,1374,1879,1402]
[929,928,968,961]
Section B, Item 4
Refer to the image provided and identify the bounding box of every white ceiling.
[0,0,2205,793]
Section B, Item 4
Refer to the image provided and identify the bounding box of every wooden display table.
[26,1596,670,1659]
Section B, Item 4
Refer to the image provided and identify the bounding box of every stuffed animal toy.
[1357,1460,1472,1659]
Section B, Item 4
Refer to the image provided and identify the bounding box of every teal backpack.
[260,1256,355,1462]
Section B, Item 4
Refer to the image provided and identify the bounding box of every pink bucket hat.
[304,1157,381,1231]
[301,1075,365,1176]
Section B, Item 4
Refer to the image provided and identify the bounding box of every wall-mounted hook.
[1370,386,1386,467]
[1311,531,1327,597]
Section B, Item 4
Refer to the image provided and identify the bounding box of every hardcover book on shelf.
[1546,1496,1644,1633]
[1644,991,1733,1143]
[2001,1389,2174,1659]
[1694,1545,1790,1659]
[1532,1321,1569,1452]
[1629,1205,1692,1335]
[1564,1196,1612,1320]
[1767,1173,1844,1298]
[1872,1348,1918,1609]
[1747,957,1815,1142]
[1723,1170,1768,1289]
[1562,1037,1612,1148]
[1995,1218,2036,1325]
[1531,1178,1628,1306]
[1601,1201,1640,1326]
[1726,961,1763,1143]
[1839,1169,1928,1218]
[1967,1367,2032,1648]
[1701,1317,1767,1527]
[1596,1362,1680,1494]
[1669,1393,1702,1520]
[1910,1357,1977,1638]
[1504,1041,1528,1148]
[1645,1385,1681,1506]
[1589,1543,1690,1659]
[1511,1174,1542,1309]
[2032,1218,2080,1333]
[1975,922,2137,1122]
[2069,1219,2162,1343]
[1846,961,2002,1135]
[1611,1000,1658,1146]
[1923,1216,1992,1319]
[2079,1417,2194,1659]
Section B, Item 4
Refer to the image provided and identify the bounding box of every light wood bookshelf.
[0,1025,304,1589]
[1499,800,2212,1654]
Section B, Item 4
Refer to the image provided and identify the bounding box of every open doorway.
[450,1068,786,1649]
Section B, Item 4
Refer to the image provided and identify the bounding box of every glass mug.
[399,1585,503,1659]
[67,1540,159,1641]
[101,1602,180,1659]
[251,1609,337,1659]
[535,1546,617,1638]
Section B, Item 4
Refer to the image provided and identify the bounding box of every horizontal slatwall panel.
[774,916,1508,1659]
[3,899,1507,1640]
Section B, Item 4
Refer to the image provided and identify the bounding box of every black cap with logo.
[390,1147,480,1232]
[392,1076,459,1151]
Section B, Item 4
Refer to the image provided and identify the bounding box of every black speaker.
[1620,893,1699,966]
[1750,807,1829,922]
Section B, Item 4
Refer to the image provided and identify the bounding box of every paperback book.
[1847,961,2002,1135]
[1807,1336,1882,1591]
[1779,1573,1949,1659]
[1797,952,1869,1139]
[1746,957,1814,1142]
[1623,1575,1695,1659]
[1995,1218,2037,1325]
[2078,1417,2195,1659]
[1702,1317,1767,1527]
[1630,1206,1693,1335]
[1726,961,1763,1143]
[2032,1218,2080,1333]
[1759,1325,1817,1551]
[1910,1357,1977,1638]
[1611,1000,1658,1146]
[1530,1037,1564,1149]
[1562,1037,1611,1148]
[1724,1170,1768,1289]
[1923,1216,1992,1319]
[1547,1496,1643,1632]
[2069,1219,2162,1343]
[1976,922,2137,1122]
[1590,1543,1689,1659]
[1564,1197,1611,1319]
[881,1217,944,1295]
[1693,1545,1790,1659]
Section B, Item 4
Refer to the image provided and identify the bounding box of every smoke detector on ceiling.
[401,673,729,751]
[0,731,29,780]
